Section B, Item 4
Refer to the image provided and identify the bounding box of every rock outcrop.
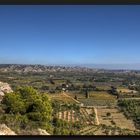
[0,124,16,135]
[0,81,13,96]
[35,128,50,135]
[19,128,51,135]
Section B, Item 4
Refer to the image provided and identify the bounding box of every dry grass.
[49,93,77,104]
[71,110,75,123]
[63,111,67,120]
[96,85,111,90]
[85,108,93,115]
[117,88,137,93]
[97,107,136,130]
[66,92,85,98]
[89,92,116,100]
[93,127,106,135]
[58,112,62,118]
[67,111,71,122]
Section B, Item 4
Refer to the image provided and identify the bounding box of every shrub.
[1,86,52,130]
[106,112,111,117]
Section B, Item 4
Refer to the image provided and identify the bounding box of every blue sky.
[0,5,140,66]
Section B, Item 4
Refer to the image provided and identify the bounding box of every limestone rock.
[0,81,13,96]
[0,124,16,135]
[36,128,50,135]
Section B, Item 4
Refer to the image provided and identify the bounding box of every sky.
[0,5,140,68]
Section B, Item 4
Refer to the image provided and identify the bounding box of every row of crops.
[78,98,117,106]
[78,124,140,135]
[56,107,96,126]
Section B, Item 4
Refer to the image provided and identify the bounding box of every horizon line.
[1,63,140,71]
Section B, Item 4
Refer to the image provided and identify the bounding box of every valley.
[0,64,140,135]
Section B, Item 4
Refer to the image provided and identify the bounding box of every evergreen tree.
[1,86,52,130]
[85,89,89,98]
[74,95,78,100]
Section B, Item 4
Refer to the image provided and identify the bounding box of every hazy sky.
[0,5,140,65]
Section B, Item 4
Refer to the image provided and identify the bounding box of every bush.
[1,93,26,114]
[53,127,61,135]
[106,112,111,117]
[1,86,52,130]
[0,114,29,133]
[53,127,70,135]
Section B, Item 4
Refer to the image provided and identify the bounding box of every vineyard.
[76,92,117,107]
[51,92,138,135]
[56,107,97,125]
[78,98,117,106]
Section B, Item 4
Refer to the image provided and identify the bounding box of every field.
[51,91,138,135]
[89,91,116,100]
[96,106,136,130]
[48,93,78,104]
[56,107,97,125]
[117,87,137,93]
[78,92,117,107]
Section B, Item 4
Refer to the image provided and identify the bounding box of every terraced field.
[96,107,136,130]
[49,93,78,104]
[56,107,97,125]
[78,97,117,106]
[78,124,140,135]
[78,125,101,135]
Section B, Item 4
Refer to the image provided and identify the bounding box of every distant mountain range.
[0,64,140,73]
[0,64,96,73]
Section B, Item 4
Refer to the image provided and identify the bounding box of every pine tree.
[74,95,78,100]
[85,90,89,98]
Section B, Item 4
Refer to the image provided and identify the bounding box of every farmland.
[56,107,97,125]
[96,107,136,130]
[0,65,140,135]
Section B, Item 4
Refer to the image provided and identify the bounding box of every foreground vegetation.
[0,86,52,134]
[118,99,140,129]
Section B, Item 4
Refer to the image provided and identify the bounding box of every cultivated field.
[56,107,97,125]
[49,93,78,104]
[117,87,137,93]
[96,106,136,130]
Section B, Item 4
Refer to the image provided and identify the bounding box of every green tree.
[106,112,111,117]
[1,86,52,130]
[85,90,89,98]
[1,92,26,114]
[74,95,78,100]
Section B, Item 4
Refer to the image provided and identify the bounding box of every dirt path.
[94,107,100,125]
[62,92,81,104]
[123,97,140,100]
